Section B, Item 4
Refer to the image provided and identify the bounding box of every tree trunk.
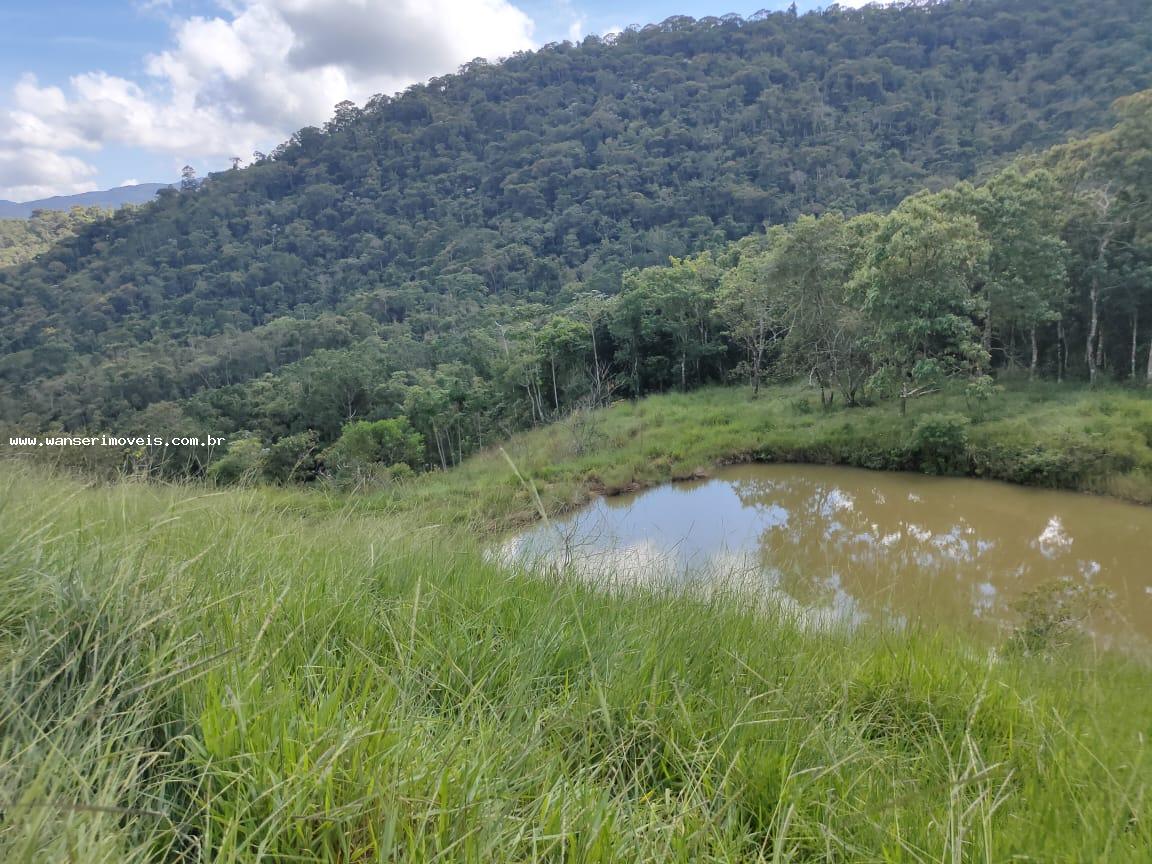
[588,320,602,405]
[982,311,992,355]
[1057,318,1065,383]
[550,355,560,412]
[1132,309,1139,380]
[1146,332,1152,388]
[432,420,447,471]
[1030,327,1038,380]
[1087,279,1100,385]
[1087,230,1113,387]
[752,316,766,397]
[1063,325,1070,382]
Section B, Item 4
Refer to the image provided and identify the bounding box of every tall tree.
[854,196,991,414]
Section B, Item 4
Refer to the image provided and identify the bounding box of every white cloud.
[0,147,99,202]
[0,0,536,200]
[567,15,587,43]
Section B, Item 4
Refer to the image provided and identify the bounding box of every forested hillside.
[0,208,108,268]
[2,0,1150,476]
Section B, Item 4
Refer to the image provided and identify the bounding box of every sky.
[0,0,870,201]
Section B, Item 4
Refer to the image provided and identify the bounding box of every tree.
[567,291,613,405]
[180,165,198,192]
[323,418,424,479]
[718,238,788,397]
[263,430,319,483]
[1064,185,1126,386]
[614,255,722,396]
[854,196,991,414]
[728,215,870,407]
[943,170,1068,377]
[206,436,265,485]
[1105,92,1152,385]
[537,314,592,411]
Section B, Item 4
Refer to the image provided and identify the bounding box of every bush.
[206,436,265,485]
[262,431,319,483]
[790,397,813,415]
[1007,580,1109,655]
[910,413,970,475]
[323,418,424,482]
[388,462,415,481]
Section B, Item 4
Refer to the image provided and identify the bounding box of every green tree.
[854,196,991,415]
[942,170,1068,377]
[614,255,721,395]
[717,241,788,397]
[323,418,424,479]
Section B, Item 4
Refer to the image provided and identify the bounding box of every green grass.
[367,381,1152,533]
[3,382,1152,861]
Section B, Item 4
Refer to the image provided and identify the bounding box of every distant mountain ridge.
[0,183,171,219]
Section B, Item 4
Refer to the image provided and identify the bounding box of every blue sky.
[0,0,862,200]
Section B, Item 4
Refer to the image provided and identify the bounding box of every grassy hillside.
[373,382,1152,532]
[4,383,1152,860]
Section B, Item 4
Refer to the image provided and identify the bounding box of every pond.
[501,464,1152,653]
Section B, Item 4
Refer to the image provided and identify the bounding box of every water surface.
[503,465,1152,652]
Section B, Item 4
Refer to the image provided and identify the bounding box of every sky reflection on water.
[502,464,1152,652]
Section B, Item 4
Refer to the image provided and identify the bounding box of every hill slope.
[1,0,1150,446]
[0,208,110,268]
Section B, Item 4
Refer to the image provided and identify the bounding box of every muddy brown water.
[502,464,1152,653]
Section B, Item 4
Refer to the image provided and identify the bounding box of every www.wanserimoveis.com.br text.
[8,435,226,448]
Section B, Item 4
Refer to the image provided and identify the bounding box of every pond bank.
[376,382,1152,534]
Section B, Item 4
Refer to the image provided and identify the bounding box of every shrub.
[323,418,424,482]
[206,436,266,485]
[963,374,1002,419]
[910,413,970,475]
[389,462,415,481]
[1006,580,1109,655]
[262,431,319,483]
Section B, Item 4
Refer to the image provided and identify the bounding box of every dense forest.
[0,208,108,268]
[1,0,1151,479]
[193,92,1152,484]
